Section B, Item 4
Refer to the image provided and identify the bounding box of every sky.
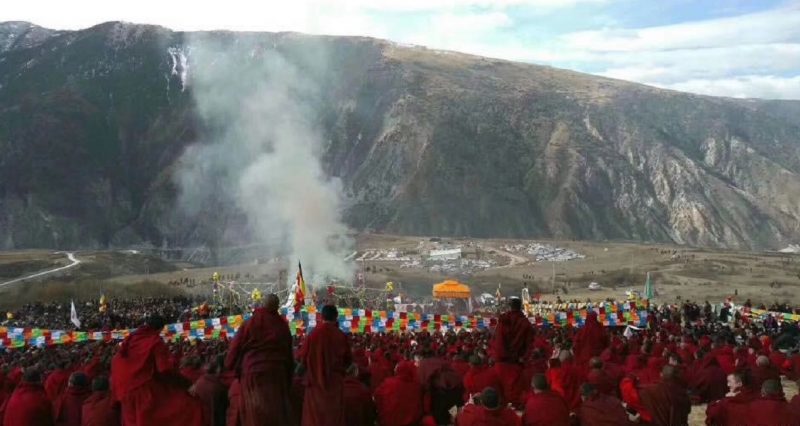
[3,0,800,100]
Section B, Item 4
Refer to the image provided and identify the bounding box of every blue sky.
[3,0,799,99]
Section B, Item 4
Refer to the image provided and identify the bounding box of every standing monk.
[225,294,295,426]
[111,314,204,426]
[299,304,352,426]
[490,298,534,406]
[574,312,608,364]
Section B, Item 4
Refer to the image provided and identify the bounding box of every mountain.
[1,21,799,251]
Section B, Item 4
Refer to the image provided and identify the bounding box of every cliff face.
[1,22,799,250]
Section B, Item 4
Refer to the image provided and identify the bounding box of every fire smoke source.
[174,35,354,285]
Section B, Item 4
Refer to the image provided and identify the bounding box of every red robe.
[2,382,54,426]
[81,391,120,426]
[742,395,799,426]
[375,362,424,426]
[705,388,758,426]
[193,374,228,426]
[749,365,782,396]
[299,321,352,426]
[586,368,615,396]
[490,310,534,406]
[226,379,241,426]
[44,370,70,402]
[225,307,295,426]
[53,386,91,426]
[689,356,727,403]
[638,379,691,426]
[455,404,521,426]
[577,394,633,426]
[546,360,582,410]
[369,356,394,392]
[463,365,501,402]
[619,376,652,423]
[574,312,607,363]
[111,325,204,426]
[343,377,376,426]
[522,391,570,426]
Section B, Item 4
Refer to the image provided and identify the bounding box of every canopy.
[433,280,471,299]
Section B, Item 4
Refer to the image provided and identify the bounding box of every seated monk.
[748,355,782,396]
[639,365,691,426]
[455,387,521,426]
[81,376,120,426]
[418,348,463,424]
[574,312,608,364]
[742,380,799,426]
[375,361,424,426]
[2,369,54,426]
[705,371,759,426]
[523,374,569,426]
[44,361,71,402]
[299,304,352,426]
[225,294,295,426]
[546,351,583,410]
[463,355,501,402]
[577,383,636,426]
[586,358,616,396]
[689,353,727,404]
[343,365,376,426]
[490,298,535,407]
[53,372,91,426]
[111,314,204,426]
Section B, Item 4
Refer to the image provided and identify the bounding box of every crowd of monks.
[1,294,800,425]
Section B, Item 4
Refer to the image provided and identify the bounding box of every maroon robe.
[193,373,228,426]
[45,370,70,402]
[224,307,295,426]
[546,361,583,410]
[375,362,424,426]
[463,365,501,402]
[343,377,376,426]
[743,395,799,426]
[574,313,608,364]
[689,356,727,403]
[522,391,570,426]
[577,394,633,426]
[749,365,781,396]
[705,388,759,426]
[53,386,91,426]
[586,368,616,396]
[299,321,352,426]
[639,379,691,426]
[455,404,521,426]
[81,391,120,426]
[111,325,204,426]
[2,382,54,426]
[490,310,534,406]
[226,379,241,426]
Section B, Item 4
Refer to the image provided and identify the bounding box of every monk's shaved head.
[661,365,677,380]
[266,294,280,312]
[756,355,770,367]
[531,374,549,391]
[322,305,338,322]
[509,298,522,311]
[589,357,603,369]
[761,379,782,396]
[346,364,359,378]
[558,350,572,363]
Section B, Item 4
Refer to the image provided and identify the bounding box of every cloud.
[655,75,800,100]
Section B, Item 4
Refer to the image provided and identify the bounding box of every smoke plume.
[174,35,353,285]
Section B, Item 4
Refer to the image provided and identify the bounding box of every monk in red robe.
[749,355,782,395]
[639,366,691,426]
[226,379,241,426]
[463,356,501,402]
[81,376,120,426]
[586,358,616,396]
[742,380,799,426]
[546,351,583,410]
[225,294,295,426]
[455,387,520,426]
[343,365,377,426]
[705,371,758,426]
[577,383,636,426]
[523,374,569,426]
[574,312,607,364]
[299,304,352,426]
[191,360,228,426]
[44,362,71,402]
[689,354,727,403]
[418,349,463,424]
[490,298,534,406]
[369,351,394,392]
[111,314,204,426]
[54,372,91,426]
[2,369,54,426]
[375,361,424,426]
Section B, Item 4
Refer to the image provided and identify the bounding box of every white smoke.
[174,35,354,285]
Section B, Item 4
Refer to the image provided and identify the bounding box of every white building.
[429,248,462,261]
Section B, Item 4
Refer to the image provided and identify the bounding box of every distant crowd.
[0,295,799,425]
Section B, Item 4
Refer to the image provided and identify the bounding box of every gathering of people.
[0,293,799,425]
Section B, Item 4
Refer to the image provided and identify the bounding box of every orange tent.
[432,280,471,299]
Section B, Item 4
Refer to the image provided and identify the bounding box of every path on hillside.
[0,252,81,288]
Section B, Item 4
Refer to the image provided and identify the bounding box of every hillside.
[1,21,799,251]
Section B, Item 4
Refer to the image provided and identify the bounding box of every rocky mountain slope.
[1,21,799,251]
